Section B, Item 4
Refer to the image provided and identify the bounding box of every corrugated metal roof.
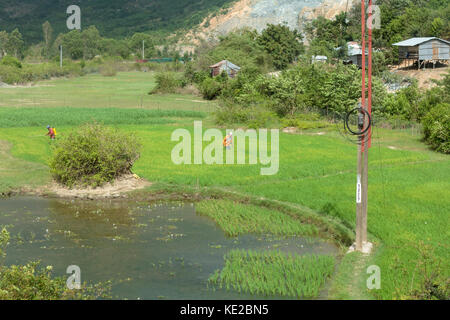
[209,60,241,70]
[348,43,369,56]
[335,42,369,56]
[392,37,450,46]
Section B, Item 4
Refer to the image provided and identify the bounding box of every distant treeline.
[0,0,237,44]
[0,25,192,62]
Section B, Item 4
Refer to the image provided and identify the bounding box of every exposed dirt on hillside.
[181,0,351,46]
[183,0,253,45]
[390,65,449,89]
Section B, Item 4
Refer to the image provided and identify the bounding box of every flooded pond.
[0,197,338,300]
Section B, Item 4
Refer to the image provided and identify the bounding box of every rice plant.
[196,199,318,237]
[0,107,206,128]
[209,250,335,299]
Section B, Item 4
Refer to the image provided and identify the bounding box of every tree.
[82,26,101,59]
[0,31,8,58]
[62,30,83,60]
[99,38,130,59]
[129,33,155,59]
[430,17,444,37]
[42,21,53,58]
[258,24,304,70]
[6,29,25,58]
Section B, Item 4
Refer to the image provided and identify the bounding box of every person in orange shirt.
[223,132,232,150]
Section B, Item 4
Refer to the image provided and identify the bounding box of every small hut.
[209,60,241,78]
[335,42,368,68]
[392,37,450,69]
[347,42,369,68]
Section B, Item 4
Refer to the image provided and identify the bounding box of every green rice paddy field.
[0,72,448,299]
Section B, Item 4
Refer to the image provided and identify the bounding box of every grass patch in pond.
[196,199,318,237]
[209,250,335,299]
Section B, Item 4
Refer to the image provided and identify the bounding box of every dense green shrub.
[382,93,411,118]
[416,87,446,121]
[0,65,22,84]
[199,77,224,100]
[421,103,450,154]
[0,56,22,69]
[150,72,187,94]
[49,123,141,188]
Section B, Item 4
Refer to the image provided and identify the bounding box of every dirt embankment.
[390,65,449,89]
[27,174,152,200]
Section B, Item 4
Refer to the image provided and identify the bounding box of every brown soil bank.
[31,174,152,200]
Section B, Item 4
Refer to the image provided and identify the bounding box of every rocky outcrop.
[183,0,353,44]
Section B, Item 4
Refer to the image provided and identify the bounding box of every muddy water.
[0,197,337,300]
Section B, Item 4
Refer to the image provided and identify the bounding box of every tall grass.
[0,107,206,128]
[0,61,83,84]
[209,250,335,298]
[196,199,318,237]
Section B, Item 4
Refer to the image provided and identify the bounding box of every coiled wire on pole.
[334,106,373,145]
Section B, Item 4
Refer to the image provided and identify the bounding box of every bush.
[0,56,22,69]
[49,123,141,187]
[421,103,450,154]
[150,72,186,94]
[199,77,224,100]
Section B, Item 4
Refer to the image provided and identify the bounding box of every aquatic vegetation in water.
[208,250,335,299]
[156,233,185,242]
[196,199,318,237]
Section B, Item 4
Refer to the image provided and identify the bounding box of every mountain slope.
[0,0,352,45]
[0,0,237,43]
[183,0,352,43]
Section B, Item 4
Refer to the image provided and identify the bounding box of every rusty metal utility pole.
[355,0,372,251]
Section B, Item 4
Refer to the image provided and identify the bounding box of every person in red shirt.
[46,125,55,140]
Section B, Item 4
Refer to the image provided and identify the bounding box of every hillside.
[183,0,351,44]
[0,0,237,43]
[1,0,353,45]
